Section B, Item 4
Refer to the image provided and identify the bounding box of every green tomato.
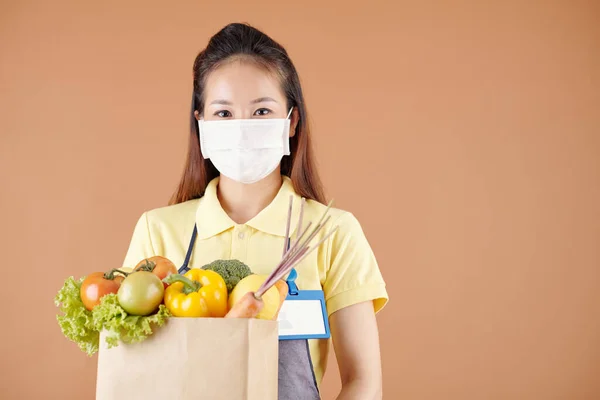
[117,271,165,316]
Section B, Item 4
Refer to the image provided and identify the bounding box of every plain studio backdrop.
[1,1,599,399]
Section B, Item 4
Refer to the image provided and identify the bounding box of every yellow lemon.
[229,274,280,320]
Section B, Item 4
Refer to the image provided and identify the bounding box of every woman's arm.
[330,300,383,400]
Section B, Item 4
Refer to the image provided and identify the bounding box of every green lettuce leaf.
[55,276,172,355]
[54,276,99,356]
[92,294,171,349]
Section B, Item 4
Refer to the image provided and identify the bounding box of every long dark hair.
[169,22,326,205]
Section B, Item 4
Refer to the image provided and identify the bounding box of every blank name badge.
[277,290,331,340]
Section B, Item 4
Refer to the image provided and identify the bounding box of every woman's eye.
[214,110,232,118]
[254,108,271,116]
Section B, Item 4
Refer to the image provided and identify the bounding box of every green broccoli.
[201,259,253,293]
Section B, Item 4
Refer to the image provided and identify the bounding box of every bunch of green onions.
[255,196,338,298]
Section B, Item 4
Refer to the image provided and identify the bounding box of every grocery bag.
[95,317,279,400]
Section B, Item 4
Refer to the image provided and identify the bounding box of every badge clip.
[286,268,299,296]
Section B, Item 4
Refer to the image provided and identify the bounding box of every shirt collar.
[195,176,302,240]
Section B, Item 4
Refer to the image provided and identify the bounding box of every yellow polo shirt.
[121,175,388,387]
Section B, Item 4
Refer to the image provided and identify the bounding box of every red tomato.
[80,272,125,311]
[135,256,178,288]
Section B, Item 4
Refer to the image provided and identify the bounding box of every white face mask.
[198,108,293,184]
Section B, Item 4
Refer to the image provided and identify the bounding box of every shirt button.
[238,232,245,240]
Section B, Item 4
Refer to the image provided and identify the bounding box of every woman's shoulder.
[140,198,201,228]
[122,198,202,268]
[303,199,366,237]
[305,199,388,316]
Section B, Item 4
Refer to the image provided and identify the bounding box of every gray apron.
[180,225,321,400]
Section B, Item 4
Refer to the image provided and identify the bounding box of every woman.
[122,22,388,400]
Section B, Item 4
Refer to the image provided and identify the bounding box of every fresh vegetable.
[56,268,172,356]
[225,292,264,318]
[92,293,170,349]
[117,271,165,316]
[80,269,126,311]
[229,274,280,320]
[163,269,228,317]
[55,276,100,355]
[201,259,252,293]
[135,256,177,288]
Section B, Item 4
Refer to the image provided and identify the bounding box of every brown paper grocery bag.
[95,317,279,400]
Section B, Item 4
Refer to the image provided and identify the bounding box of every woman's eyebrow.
[251,97,278,104]
[209,99,233,105]
[209,97,277,105]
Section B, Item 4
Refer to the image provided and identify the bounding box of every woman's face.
[200,60,290,122]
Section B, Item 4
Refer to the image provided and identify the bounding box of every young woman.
[122,23,388,400]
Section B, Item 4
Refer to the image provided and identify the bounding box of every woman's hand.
[330,301,383,400]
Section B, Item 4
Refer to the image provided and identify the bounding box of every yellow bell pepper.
[162,269,228,317]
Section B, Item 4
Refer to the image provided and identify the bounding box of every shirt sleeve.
[323,212,389,317]
[121,212,156,268]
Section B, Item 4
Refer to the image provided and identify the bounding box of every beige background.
[1,1,599,399]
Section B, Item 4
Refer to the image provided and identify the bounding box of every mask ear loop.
[192,91,209,159]
[283,107,295,156]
